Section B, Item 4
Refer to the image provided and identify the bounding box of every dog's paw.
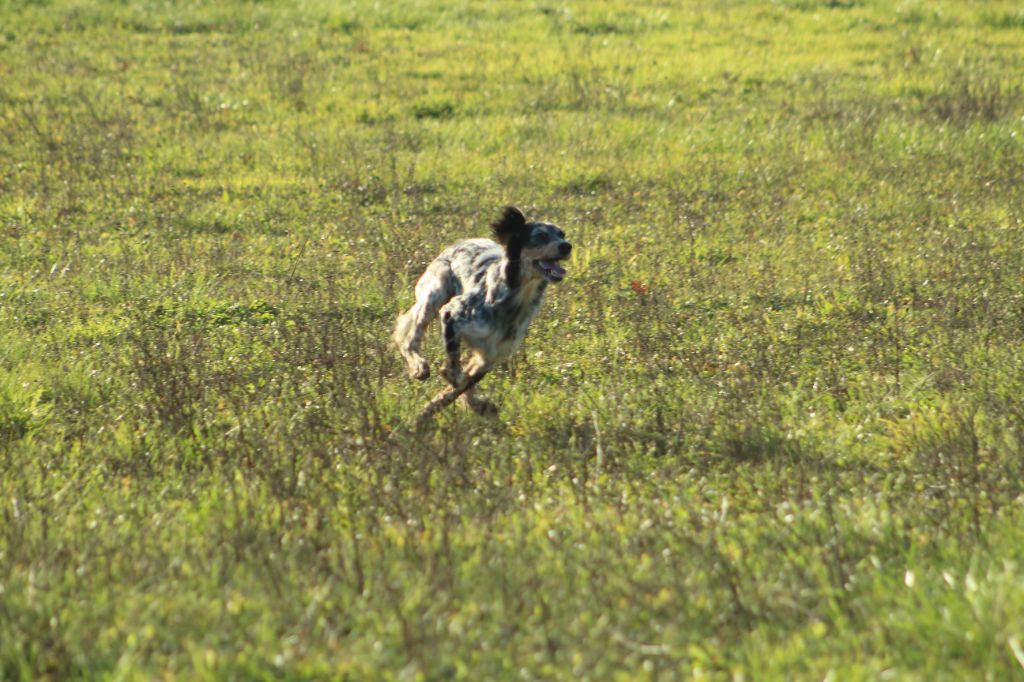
[464,395,499,417]
[410,358,430,381]
[415,409,435,429]
[472,399,499,418]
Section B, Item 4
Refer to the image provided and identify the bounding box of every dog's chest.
[465,279,546,361]
[493,298,540,352]
[477,318,533,363]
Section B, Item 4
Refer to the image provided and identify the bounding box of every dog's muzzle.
[536,243,571,283]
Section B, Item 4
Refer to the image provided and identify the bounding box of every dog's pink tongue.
[544,260,566,277]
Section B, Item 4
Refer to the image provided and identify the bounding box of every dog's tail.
[393,306,431,381]
[392,308,414,348]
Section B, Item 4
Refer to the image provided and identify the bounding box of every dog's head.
[492,206,572,284]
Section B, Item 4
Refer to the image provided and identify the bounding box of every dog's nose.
[559,242,572,257]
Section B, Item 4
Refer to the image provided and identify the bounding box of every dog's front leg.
[459,356,498,417]
[438,299,468,388]
[417,369,488,424]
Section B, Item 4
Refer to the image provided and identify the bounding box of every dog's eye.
[534,233,550,244]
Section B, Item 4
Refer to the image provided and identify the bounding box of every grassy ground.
[3,0,1024,678]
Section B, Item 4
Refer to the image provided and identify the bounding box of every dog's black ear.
[492,206,528,246]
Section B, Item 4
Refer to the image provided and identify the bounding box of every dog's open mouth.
[535,259,567,283]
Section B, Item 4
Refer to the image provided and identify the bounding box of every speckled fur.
[393,207,572,420]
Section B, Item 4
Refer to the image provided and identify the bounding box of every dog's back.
[434,238,505,302]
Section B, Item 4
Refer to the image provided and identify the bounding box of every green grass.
[2,0,1024,678]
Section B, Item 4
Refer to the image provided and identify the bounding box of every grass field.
[3,0,1024,678]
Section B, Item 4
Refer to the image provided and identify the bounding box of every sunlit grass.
[2,0,1024,678]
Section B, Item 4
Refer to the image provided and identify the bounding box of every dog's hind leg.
[394,262,454,381]
[459,356,498,417]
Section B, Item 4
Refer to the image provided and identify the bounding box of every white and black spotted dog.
[394,206,572,421]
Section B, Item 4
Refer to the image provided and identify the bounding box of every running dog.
[393,206,572,421]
